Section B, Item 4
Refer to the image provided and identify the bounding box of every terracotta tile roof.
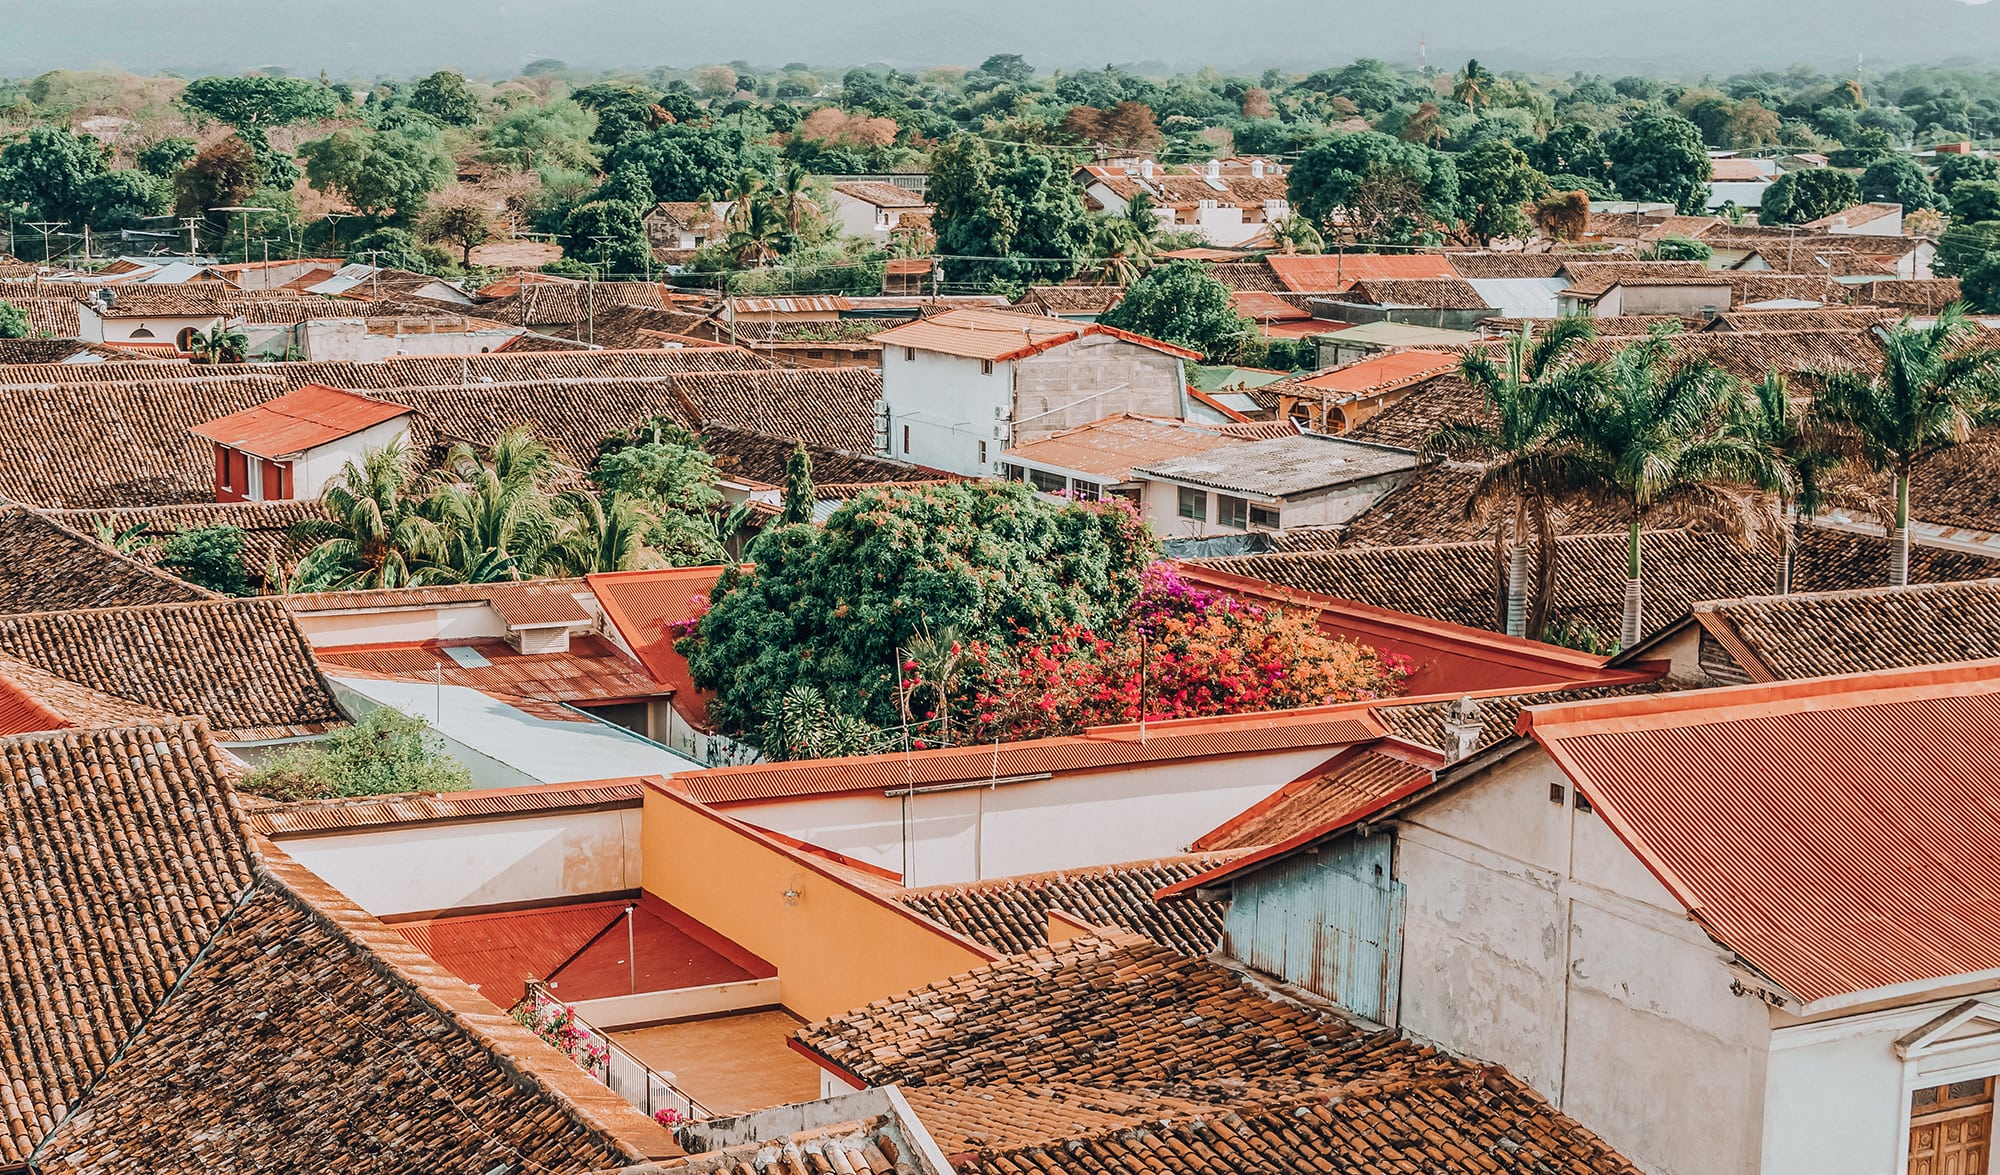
[1,296,84,335]
[317,635,665,705]
[1522,661,2000,1007]
[1195,526,2000,644]
[1558,261,1729,299]
[1372,682,1670,757]
[1229,289,1312,321]
[1906,438,2000,534]
[1015,285,1127,315]
[697,422,943,487]
[1855,278,1963,312]
[1727,272,1863,304]
[1341,277,1493,310]
[1676,579,2000,682]
[476,282,672,327]
[646,200,726,231]
[1469,328,1885,380]
[898,854,1248,957]
[1339,462,1629,546]
[0,505,214,612]
[41,845,675,1171]
[0,338,166,363]
[833,181,931,209]
[1000,414,1252,482]
[795,936,1640,1175]
[1446,253,1569,279]
[242,777,647,837]
[0,597,344,742]
[0,650,178,733]
[1344,375,1485,449]
[1202,261,1286,292]
[191,381,414,459]
[1705,307,1901,331]
[1280,348,1460,401]
[668,367,884,451]
[1265,254,1456,293]
[1193,745,1434,851]
[588,565,729,730]
[673,706,1385,805]
[1803,201,1905,231]
[872,308,1199,363]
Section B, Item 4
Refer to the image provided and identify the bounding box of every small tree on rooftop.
[242,705,474,801]
[0,300,28,339]
[158,525,251,596]
[779,443,815,527]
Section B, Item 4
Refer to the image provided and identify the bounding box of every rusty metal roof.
[190,382,414,459]
[316,635,664,705]
[674,706,1386,805]
[1524,660,2000,1008]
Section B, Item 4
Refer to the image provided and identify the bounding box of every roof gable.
[191,382,414,459]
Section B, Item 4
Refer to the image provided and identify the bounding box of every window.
[1110,486,1141,506]
[980,359,994,375]
[978,441,988,465]
[1177,486,1206,521]
[1028,467,1066,493]
[175,326,200,351]
[1217,495,1248,529]
[902,424,910,454]
[1071,480,1103,501]
[903,347,916,361]
[1000,463,1026,482]
[1250,504,1281,530]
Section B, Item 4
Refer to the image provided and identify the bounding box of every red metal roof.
[1231,291,1312,322]
[1524,660,2000,1008]
[1264,254,1457,293]
[587,566,733,729]
[315,635,666,705]
[670,704,1390,805]
[394,892,775,1005]
[191,383,414,460]
[871,308,1201,363]
[1171,563,1654,696]
[1291,350,1461,396]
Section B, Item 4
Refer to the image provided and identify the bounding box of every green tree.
[299,130,369,201]
[344,226,434,272]
[1452,58,1494,113]
[574,82,667,149]
[0,125,109,229]
[977,54,1035,84]
[680,481,1154,745]
[0,301,28,339]
[408,70,481,127]
[243,705,473,801]
[1758,167,1861,225]
[1424,319,1600,639]
[1644,235,1712,261]
[346,131,451,218]
[1859,155,1940,211]
[418,196,491,265]
[1951,180,2000,224]
[1098,260,1249,361]
[592,438,734,565]
[486,100,599,170]
[1287,131,1460,241]
[606,119,760,202]
[1605,111,1712,213]
[1528,123,1608,181]
[561,199,653,274]
[1813,307,2000,586]
[137,136,198,178]
[930,136,1090,290]
[80,169,169,230]
[182,75,338,129]
[1934,153,2000,198]
[780,443,815,526]
[172,135,259,222]
[287,441,450,591]
[157,526,250,596]
[187,323,248,364]
[1731,371,1836,595]
[1456,138,1545,245]
[1561,328,1781,647]
[420,428,570,582]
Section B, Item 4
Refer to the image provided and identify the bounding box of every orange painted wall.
[640,786,994,1022]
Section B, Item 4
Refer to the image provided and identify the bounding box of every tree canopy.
[1098,260,1249,361]
[182,75,339,128]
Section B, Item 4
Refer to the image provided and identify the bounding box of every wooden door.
[1911,1078,1993,1175]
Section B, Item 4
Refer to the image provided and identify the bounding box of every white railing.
[515,980,713,1125]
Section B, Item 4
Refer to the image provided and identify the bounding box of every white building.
[191,383,415,502]
[872,308,1197,477]
[1132,432,1419,538]
[829,182,933,239]
[1166,662,2000,1175]
[1076,158,1290,248]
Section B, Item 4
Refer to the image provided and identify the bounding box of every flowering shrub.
[513,996,611,1077]
[905,564,1411,744]
[654,1107,684,1127]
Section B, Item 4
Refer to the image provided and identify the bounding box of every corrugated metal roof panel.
[245,778,648,837]
[1526,662,2000,1006]
[191,382,413,459]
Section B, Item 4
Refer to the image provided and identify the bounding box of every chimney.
[1206,159,1221,181]
[1440,696,1484,764]
[1251,158,1266,178]
[1140,159,1154,182]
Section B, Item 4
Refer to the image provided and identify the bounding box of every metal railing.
[514,980,714,1124]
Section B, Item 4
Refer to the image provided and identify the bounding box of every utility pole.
[22,221,66,264]
[210,205,275,266]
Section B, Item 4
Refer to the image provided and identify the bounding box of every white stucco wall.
[292,602,512,647]
[879,347,1012,475]
[276,806,643,918]
[1011,337,1185,442]
[1139,474,1407,540]
[1392,748,1772,1175]
[717,747,1339,886]
[291,417,411,500]
[300,319,525,360]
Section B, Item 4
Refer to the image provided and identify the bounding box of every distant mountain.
[3,0,1998,77]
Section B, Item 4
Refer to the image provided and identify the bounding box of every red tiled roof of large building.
[1264,253,1456,292]
[794,935,1642,1175]
[191,381,413,459]
[871,308,1199,363]
[1522,660,2000,1007]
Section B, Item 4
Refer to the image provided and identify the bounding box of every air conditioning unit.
[993,404,1010,419]
[992,425,1009,440]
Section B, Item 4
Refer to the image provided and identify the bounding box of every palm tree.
[1425,318,1600,639]
[547,492,644,576]
[187,322,248,364]
[421,427,567,582]
[1452,59,1493,114]
[286,441,449,591]
[1092,191,1157,285]
[1267,214,1324,256]
[1812,306,2000,586]
[723,171,786,267]
[1559,329,1785,647]
[1731,370,1836,594]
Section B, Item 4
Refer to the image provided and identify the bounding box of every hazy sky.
[5,0,2000,77]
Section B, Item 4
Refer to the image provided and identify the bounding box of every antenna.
[1419,33,1428,71]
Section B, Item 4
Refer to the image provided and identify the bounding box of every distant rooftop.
[1135,432,1419,498]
